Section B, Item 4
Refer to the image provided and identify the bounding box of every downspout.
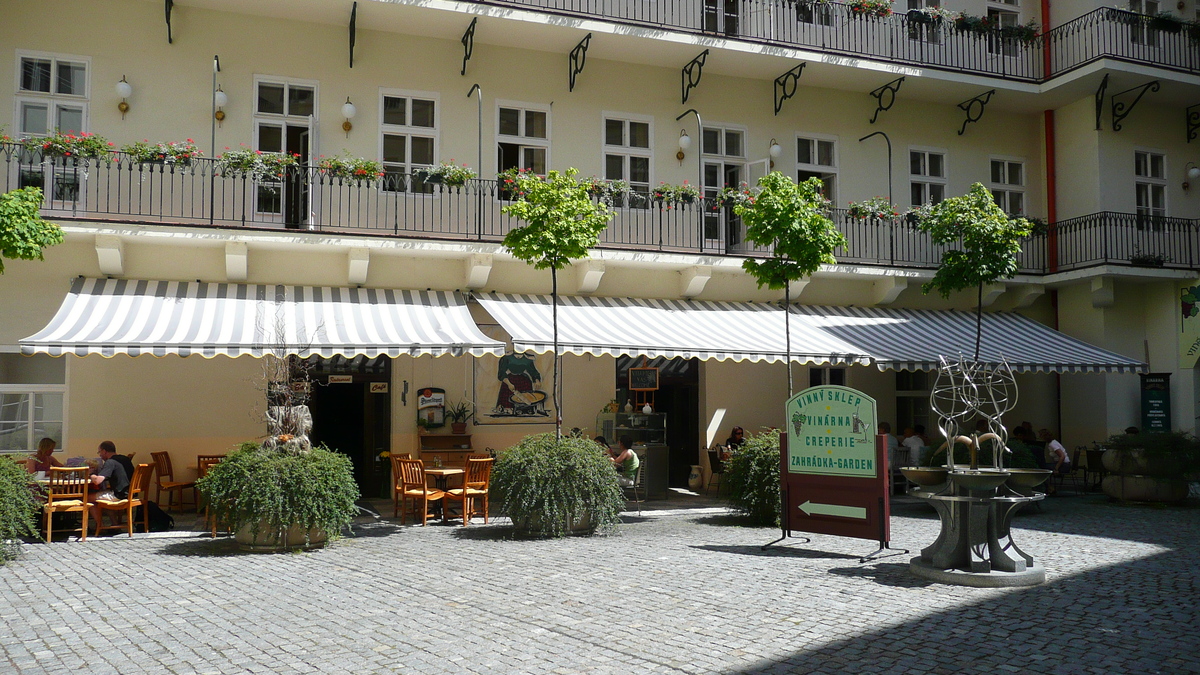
[1044,102,1062,440]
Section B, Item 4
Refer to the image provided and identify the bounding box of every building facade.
[1,0,1197,491]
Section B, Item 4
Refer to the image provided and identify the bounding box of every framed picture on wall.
[472,324,556,425]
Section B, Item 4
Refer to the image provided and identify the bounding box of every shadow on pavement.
[155,537,249,557]
[692,543,861,560]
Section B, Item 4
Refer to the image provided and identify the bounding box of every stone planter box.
[1101,475,1189,503]
[235,522,329,552]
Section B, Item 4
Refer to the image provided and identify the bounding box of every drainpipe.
[1045,110,1057,274]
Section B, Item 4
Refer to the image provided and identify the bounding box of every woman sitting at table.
[610,435,640,487]
[26,438,62,474]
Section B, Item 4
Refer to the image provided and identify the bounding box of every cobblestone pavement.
[1,494,1197,675]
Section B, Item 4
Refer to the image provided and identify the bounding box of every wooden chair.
[95,464,153,537]
[395,458,445,525]
[444,457,494,526]
[151,451,196,512]
[43,467,91,542]
[197,455,226,537]
[622,455,646,515]
[706,448,726,495]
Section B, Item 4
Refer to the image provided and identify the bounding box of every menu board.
[628,367,659,391]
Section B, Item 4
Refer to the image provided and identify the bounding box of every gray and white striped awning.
[789,305,1147,373]
[474,293,873,365]
[21,278,505,358]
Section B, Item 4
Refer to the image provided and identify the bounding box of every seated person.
[594,436,610,453]
[89,441,131,533]
[1039,429,1070,494]
[724,427,745,457]
[610,435,641,487]
[26,437,63,474]
[879,422,900,469]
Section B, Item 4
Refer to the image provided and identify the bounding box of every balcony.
[3,146,1197,276]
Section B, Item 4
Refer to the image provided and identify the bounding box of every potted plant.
[316,153,384,183]
[999,19,1042,45]
[651,181,701,206]
[714,182,753,209]
[1187,19,1200,43]
[1149,11,1183,33]
[0,458,41,563]
[848,0,893,19]
[122,139,201,167]
[722,431,783,525]
[196,441,360,551]
[847,196,901,221]
[1100,431,1200,503]
[22,131,114,161]
[492,433,626,537]
[415,161,478,188]
[1130,249,1167,267]
[216,145,300,182]
[445,399,474,434]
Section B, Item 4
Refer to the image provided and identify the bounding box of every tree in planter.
[502,168,614,437]
[911,183,1031,361]
[0,458,41,563]
[0,187,64,274]
[737,173,846,395]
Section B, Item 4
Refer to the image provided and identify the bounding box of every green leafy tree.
[914,183,1032,360]
[0,187,63,274]
[737,173,846,395]
[502,168,614,437]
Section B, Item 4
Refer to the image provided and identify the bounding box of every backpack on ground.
[135,501,175,532]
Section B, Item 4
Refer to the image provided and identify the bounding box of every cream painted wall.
[1052,97,1101,220]
[1098,102,1200,219]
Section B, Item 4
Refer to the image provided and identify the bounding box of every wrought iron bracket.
[868,77,904,125]
[682,50,709,105]
[1094,74,1108,131]
[1188,104,1200,143]
[349,2,357,68]
[165,0,174,44]
[568,33,592,92]
[773,63,806,116]
[957,89,996,135]
[461,18,478,76]
[1112,80,1160,132]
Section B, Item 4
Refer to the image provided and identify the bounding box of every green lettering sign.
[787,385,878,478]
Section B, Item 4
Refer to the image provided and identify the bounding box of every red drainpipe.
[1044,109,1058,274]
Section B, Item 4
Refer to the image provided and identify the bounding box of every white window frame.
[795,132,839,203]
[988,155,1026,216]
[0,345,69,457]
[496,99,551,175]
[907,0,943,44]
[601,111,653,206]
[250,75,319,220]
[13,49,91,138]
[1134,148,1167,219]
[986,2,1021,56]
[909,146,948,207]
[1129,0,1161,47]
[379,88,440,194]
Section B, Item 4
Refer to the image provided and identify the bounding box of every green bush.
[0,459,41,563]
[196,442,360,545]
[1102,431,1200,478]
[723,432,782,526]
[492,433,625,537]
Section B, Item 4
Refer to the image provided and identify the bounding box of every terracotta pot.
[235,522,328,552]
[451,422,467,435]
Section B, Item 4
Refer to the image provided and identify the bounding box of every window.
[253,77,316,223]
[703,0,740,35]
[702,125,747,244]
[380,92,438,193]
[910,149,947,206]
[603,115,652,207]
[497,103,550,176]
[0,354,66,455]
[15,52,90,203]
[809,367,846,387]
[895,370,931,438]
[989,158,1025,215]
[1129,0,1160,46]
[797,0,832,25]
[987,3,1021,56]
[796,135,837,202]
[1135,150,1166,219]
[908,0,942,43]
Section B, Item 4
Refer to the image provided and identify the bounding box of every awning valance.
[789,305,1147,374]
[21,278,505,358]
[474,293,873,365]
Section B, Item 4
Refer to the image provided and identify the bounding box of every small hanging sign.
[328,375,353,384]
[370,382,389,394]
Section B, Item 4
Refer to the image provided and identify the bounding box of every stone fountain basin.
[1005,468,1052,489]
[950,469,1011,491]
[900,467,948,486]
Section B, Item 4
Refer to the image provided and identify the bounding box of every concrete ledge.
[909,557,1045,587]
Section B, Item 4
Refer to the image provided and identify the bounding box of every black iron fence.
[3,145,1196,274]
[1046,8,1200,78]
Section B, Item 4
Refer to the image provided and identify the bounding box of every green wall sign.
[786,385,878,478]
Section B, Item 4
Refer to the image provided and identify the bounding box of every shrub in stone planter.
[1100,431,1200,503]
[197,441,359,551]
[723,431,782,526]
[0,459,41,564]
[492,433,625,537]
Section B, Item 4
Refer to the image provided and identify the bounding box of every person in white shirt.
[879,422,900,469]
[1040,429,1070,494]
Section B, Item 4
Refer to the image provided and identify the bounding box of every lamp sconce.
[676,129,691,164]
[213,86,228,127]
[768,138,782,169]
[341,97,357,137]
[116,76,132,119]
[1185,162,1200,191]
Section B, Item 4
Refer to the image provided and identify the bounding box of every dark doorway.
[617,356,700,488]
[284,125,310,228]
[305,356,391,498]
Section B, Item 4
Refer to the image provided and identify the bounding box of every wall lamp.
[341,97,357,137]
[1184,162,1200,191]
[768,138,782,169]
[676,129,691,164]
[116,76,132,119]
[213,86,228,127]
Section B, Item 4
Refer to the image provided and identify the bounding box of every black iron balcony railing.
[3,146,1197,274]
[1046,8,1200,78]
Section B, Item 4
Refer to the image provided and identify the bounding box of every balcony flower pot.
[414,169,442,184]
[907,9,934,24]
[1149,13,1183,33]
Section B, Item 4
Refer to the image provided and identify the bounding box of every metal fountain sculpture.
[902,356,1052,587]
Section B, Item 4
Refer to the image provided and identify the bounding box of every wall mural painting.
[473,324,555,425]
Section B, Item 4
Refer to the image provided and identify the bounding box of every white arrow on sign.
[799,500,866,520]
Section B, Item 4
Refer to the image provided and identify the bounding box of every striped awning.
[21,278,505,358]
[789,305,1147,374]
[474,293,873,365]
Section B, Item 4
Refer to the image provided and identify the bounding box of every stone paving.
[1,493,1197,675]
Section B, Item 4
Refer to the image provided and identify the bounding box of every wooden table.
[424,467,464,522]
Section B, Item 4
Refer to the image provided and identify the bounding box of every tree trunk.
[552,266,561,439]
[785,283,793,397]
[975,282,982,362]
